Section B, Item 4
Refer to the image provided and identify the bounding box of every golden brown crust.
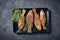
[40,10,46,30]
[33,8,42,30]
[26,10,33,33]
[18,9,26,31]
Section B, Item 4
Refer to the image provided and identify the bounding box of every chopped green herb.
[12,9,21,22]
[23,23,28,32]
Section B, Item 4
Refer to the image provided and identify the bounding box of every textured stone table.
[0,0,60,40]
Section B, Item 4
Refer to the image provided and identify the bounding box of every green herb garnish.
[23,23,28,32]
[12,9,21,22]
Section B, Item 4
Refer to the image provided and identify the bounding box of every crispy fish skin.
[18,9,26,31]
[40,10,46,30]
[33,9,42,30]
[26,10,33,33]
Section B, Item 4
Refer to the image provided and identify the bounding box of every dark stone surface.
[0,0,60,40]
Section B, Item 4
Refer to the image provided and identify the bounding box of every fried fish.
[18,9,26,31]
[26,10,33,33]
[40,10,46,30]
[33,9,42,30]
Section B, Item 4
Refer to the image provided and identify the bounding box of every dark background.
[0,0,60,40]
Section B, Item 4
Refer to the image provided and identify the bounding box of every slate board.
[13,8,51,34]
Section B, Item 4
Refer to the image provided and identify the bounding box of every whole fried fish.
[26,10,33,33]
[40,10,46,30]
[18,9,26,31]
[33,9,42,30]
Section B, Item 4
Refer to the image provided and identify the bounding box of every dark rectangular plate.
[13,8,51,34]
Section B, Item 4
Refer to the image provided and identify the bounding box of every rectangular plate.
[13,8,50,34]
